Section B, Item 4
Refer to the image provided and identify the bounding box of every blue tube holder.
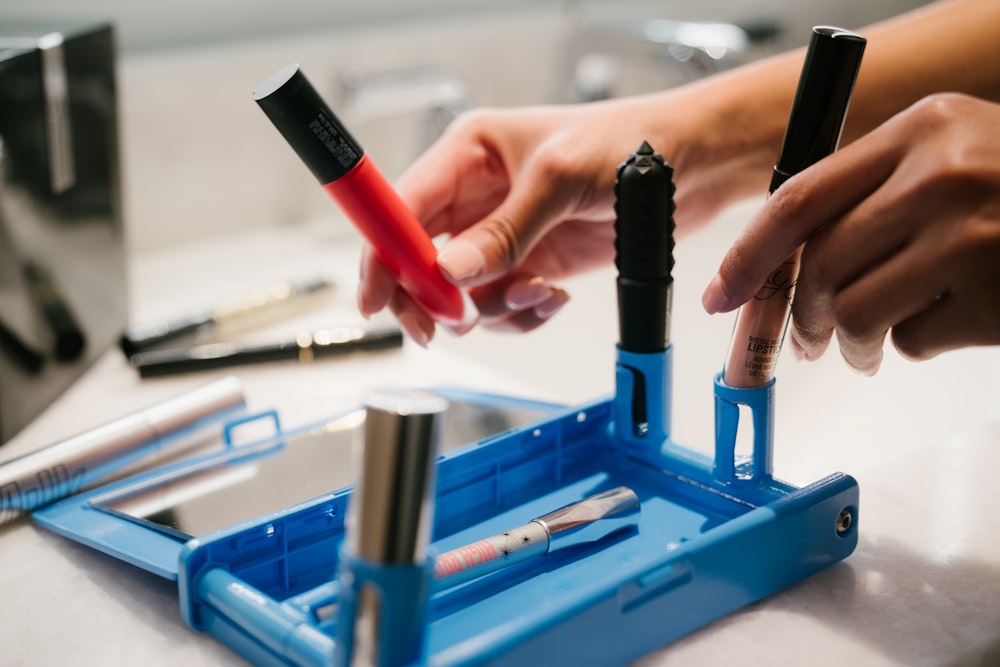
[167,343,858,666]
[334,552,435,667]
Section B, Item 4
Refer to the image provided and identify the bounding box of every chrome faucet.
[565,16,780,101]
[337,64,471,156]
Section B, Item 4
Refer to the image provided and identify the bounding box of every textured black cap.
[771,26,866,191]
[614,140,676,353]
[253,63,364,183]
[614,140,676,281]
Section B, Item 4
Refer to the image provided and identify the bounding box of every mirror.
[90,394,553,539]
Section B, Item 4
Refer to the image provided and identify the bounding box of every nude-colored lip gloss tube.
[253,64,478,335]
[723,26,865,388]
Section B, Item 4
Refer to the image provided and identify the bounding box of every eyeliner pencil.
[119,276,334,356]
[0,315,45,374]
[22,261,86,362]
[129,326,403,377]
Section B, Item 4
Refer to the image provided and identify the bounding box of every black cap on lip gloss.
[770,26,866,192]
[253,63,364,184]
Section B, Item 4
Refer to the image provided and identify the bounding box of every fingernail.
[356,283,372,320]
[505,278,553,310]
[398,312,432,349]
[534,290,570,320]
[438,239,486,283]
[701,274,734,314]
[788,331,809,361]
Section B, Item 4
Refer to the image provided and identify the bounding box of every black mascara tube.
[614,141,676,435]
[614,141,676,353]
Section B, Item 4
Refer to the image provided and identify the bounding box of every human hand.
[357,84,771,345]
[702,93,1000,374]
[357,104,616,344]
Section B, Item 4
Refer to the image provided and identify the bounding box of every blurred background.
[0,0,932,441]
[1,0,931,252]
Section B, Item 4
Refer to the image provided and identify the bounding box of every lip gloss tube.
[723,27,866,388]
[253,64,477,335]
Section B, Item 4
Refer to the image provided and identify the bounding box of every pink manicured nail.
[534,291,570,320]
[505,279,553,310]
[788,331,809,361]
[356,283,372,320]
[397,312,431,348]
[438,239,486,283]
[701,274,733,314]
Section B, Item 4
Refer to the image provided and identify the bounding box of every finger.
[394,128,474,231]
[357,244,396,318]
[469,275,557,322]
[437,155,582,287]
[388,287,436,348]
[829,242,948,374]
[702,127,902,315]
[788,325,832,362]
[480,289,570,334]
[891,291,986,361]
[395,120,509,240]
[790,170,920,359]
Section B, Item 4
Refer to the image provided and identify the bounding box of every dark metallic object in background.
[0,21,126,443]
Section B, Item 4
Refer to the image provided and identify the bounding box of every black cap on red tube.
[253,63,364,184]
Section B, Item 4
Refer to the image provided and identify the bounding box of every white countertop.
[2,208,999,666]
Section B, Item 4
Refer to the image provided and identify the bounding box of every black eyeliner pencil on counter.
[129,326,403,378]
[22,261,86,362]
[0,315,45,374]
[119,276,335,356]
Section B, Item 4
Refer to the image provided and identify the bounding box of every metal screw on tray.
[835,508,854,535]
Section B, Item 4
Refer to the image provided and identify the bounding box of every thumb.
[437,178,560,286]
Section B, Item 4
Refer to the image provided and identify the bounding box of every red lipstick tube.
[253,64,476,333]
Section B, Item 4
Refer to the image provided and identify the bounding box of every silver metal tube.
[0,376,245,525]
[348,389,447,565]
[345,389,447,667]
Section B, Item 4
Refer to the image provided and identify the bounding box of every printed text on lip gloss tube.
[743,336,780,378]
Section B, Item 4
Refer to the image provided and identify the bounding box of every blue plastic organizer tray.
[173,345,858,666]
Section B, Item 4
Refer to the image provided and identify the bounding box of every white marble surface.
[1,208,999,666]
